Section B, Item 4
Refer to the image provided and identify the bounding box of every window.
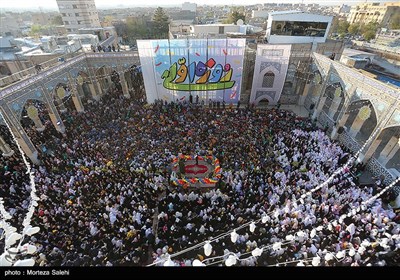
[73,5,77,8]
[75,13,80,16]
[219,26,224,34]
[262,72,275,88]
[271,20,328,37]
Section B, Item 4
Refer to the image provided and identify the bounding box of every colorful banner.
[137,39,246,104]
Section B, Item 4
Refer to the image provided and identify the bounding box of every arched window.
[262,72,275,88]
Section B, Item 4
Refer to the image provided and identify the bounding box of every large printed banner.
[137,39,246,104]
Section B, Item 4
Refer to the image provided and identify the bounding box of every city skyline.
[0,0,396,11]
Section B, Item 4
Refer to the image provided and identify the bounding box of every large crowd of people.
[0,86,399,266]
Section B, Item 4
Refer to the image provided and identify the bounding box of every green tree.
[389,13,400,30]
[124,17,149,42]
[224,8,246,24]
[348,23,360,35]
[337,20,350,36]
[29,24,44,37]
[51,15,63,25]
[152,7,170,38]
[361,21,379,41]
[363,30,376,41]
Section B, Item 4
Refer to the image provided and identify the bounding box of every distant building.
[0,36,33,78]
[340,48,376,69]
[182,2,197,13]
[332,4,351,16]
[189,24,241,38]
[56,0,101,33]
[169,21,192,39]
[251,10,269,19]
[347,2,400,28]
[265,11,333,45]
[0,13,24,37]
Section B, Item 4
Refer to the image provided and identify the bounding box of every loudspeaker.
[337,126,344,134]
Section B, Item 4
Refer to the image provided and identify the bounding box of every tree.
[363,30,376,41]
[348,23,360,35]
[152,7,170,38]
[337,20,350,36]
[361,21,379,41]
[389,13,400,30]
[51,15,63,26]
[103,16,114,27]
[29,24,44,37]
[126,17,148,40]
[224,8,246,24]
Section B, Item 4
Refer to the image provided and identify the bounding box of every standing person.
[189,94,193,104]
[195,95,199,104]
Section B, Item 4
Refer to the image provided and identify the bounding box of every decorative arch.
[262,71,275,88]
[76,71,92,100]
[19,99,51,133]
[371,125,400,172]
[95,66,110,93]
[259,65,278,84]
[54,83,74,112]
[322,82,346,121]
[344,99,378,143]
[0,64,9,76]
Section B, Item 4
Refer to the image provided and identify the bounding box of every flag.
[180,96,186,101]
[230,91,237,99]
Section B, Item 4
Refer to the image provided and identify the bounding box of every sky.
[0,0,395,10]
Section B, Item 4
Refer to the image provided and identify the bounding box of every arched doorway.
[54,83,75,112]
[95,66,110,95]
[343,99,378,143]
[125,65,144,101]
[322,82,345,121]
[76,71,92,103]
[372,125,400,176]
[19,99,61,151]
[110,70,122,94]
[258,98,270,107]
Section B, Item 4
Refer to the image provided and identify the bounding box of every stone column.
[118,66,130,98]
[0,136,14,157]
[328,94,341,119]
[88,83,100,101]
[41,86,66,134]
[360,138,382,164]
[331,113,350,140]
[378,136,400,165]
[311,68,332,121]
[298,83,311,106]
[312,96,326,120]
[68,74,84,112]
[0,107,39,164]
[349,116,365,138]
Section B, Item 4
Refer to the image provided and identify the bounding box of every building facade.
[266,11,333,44]
[56,0,101,33]
[347,2,400,28]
